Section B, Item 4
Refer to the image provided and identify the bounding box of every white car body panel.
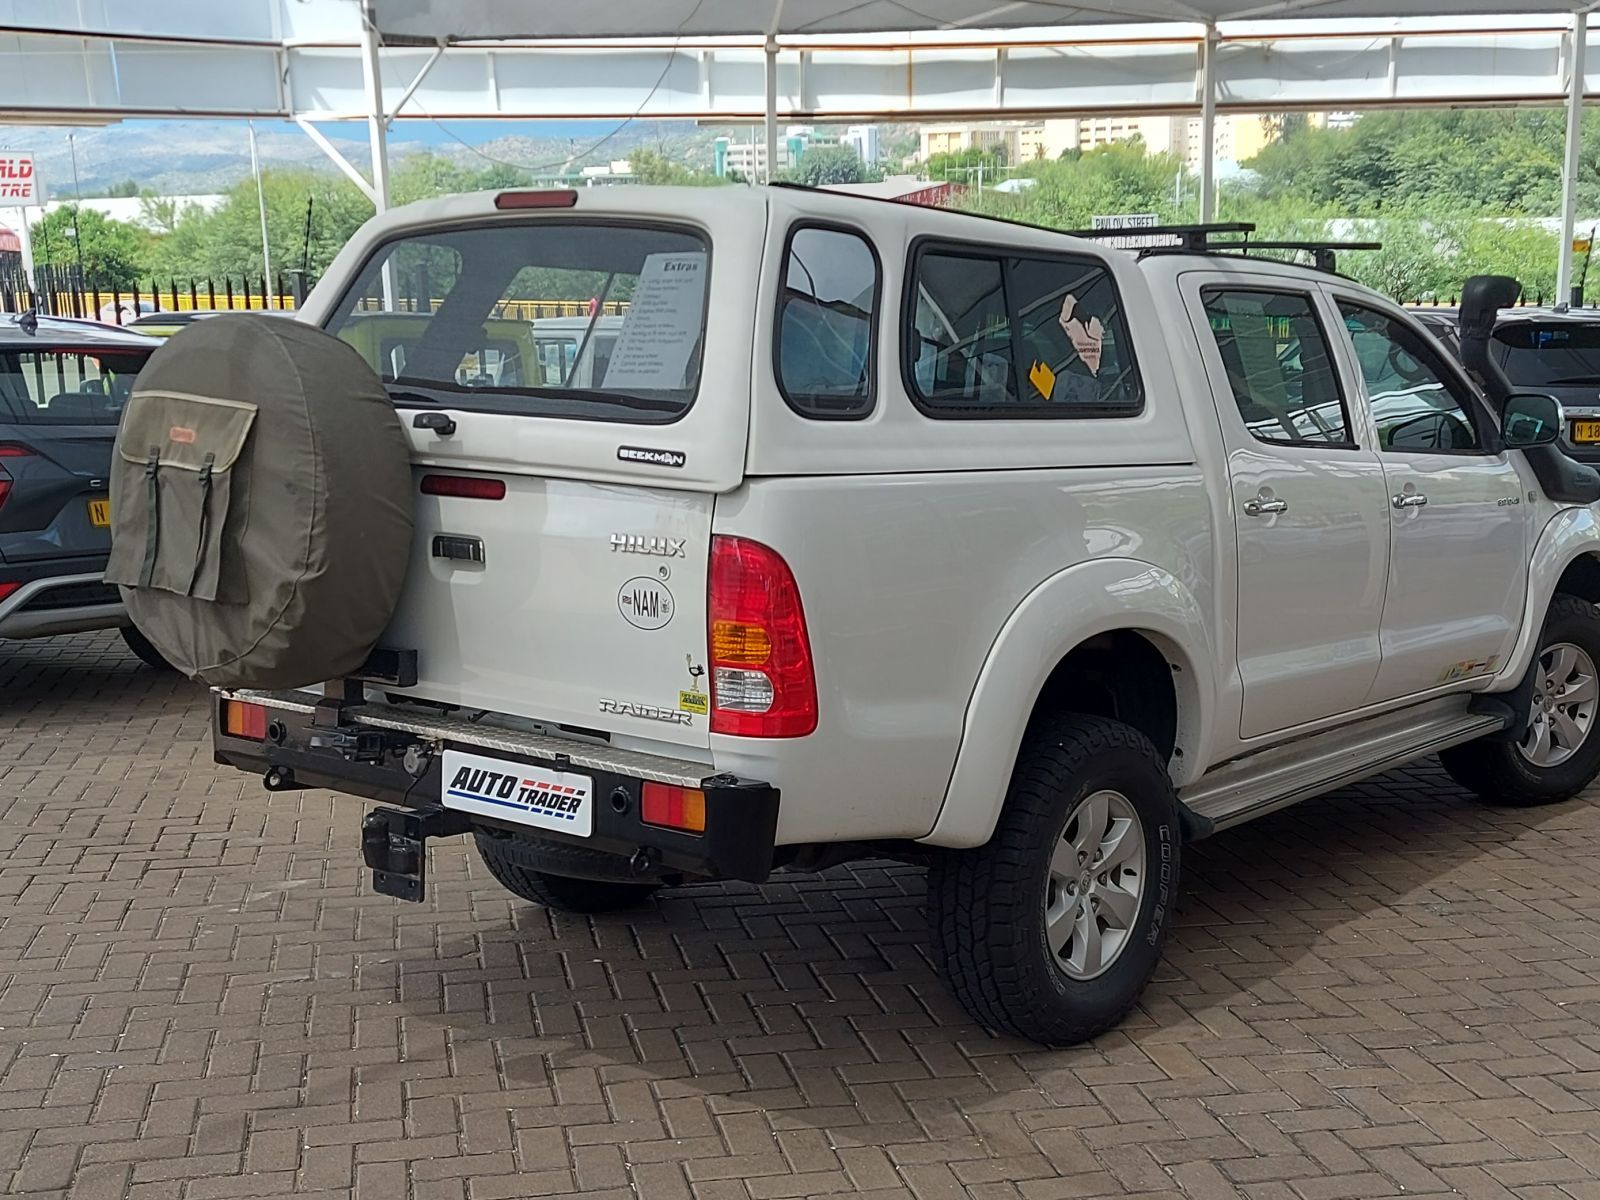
[287,185,1600,855]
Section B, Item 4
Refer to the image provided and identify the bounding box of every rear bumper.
[0,561,124,639]
[211,689,781,885]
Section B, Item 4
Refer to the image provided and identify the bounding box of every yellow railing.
[54,292,296,316]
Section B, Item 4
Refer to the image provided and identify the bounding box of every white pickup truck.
[207,186,1600,1045]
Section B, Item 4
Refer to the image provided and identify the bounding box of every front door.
[1333,300,1530,702]
[1189,279,1392,738]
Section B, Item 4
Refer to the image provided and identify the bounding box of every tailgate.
[385,466,714,749]
[311,200,769,750]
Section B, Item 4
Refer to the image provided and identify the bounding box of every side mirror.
[1503,392,1562,449]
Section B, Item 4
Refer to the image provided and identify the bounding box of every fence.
[1,265,303,323]
[0,266,630,325]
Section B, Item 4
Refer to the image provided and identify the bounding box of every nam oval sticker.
[618,576,675,630]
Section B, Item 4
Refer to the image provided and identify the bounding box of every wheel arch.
[1494,508,1600,690]
[920,558,1216,850]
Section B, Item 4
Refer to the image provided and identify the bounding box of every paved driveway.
[5,633,1600,1200]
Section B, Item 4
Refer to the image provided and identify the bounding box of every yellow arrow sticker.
[1029,359,1056,400]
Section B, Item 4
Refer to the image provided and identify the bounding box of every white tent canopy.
[2,0,1598,291]
[371,1,1597,40]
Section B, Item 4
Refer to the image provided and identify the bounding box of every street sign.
[1089,212,1173,250]
[1575,237,1593,255]
[1091,213,1160,230]
[0,152,39,205]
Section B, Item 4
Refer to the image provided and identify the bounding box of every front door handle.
[1392,492,1428,509]
[1243,496,1289,517]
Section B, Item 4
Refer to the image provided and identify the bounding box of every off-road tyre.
[473,831,661,913]
[1440,593,1600,806]
[928,714,1181,1046]
[120,626,173,671]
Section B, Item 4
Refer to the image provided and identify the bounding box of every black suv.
[0,312,168,666]
[1414,305,1600,464]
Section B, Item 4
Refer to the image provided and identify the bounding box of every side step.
[1181,697,1507,832]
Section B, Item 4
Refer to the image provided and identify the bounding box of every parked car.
[0,312,168,666]
[125,309,291,338]
[176,186,1600,1044]
[1413,304,1600,462]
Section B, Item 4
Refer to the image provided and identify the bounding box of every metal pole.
[359,0,391,213]
[1558,12,1588,307]
[1198,25,1219,224]
[764,36,779,184]
[248,121,272,288]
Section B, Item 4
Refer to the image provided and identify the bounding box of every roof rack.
[1064,221,1255,251]
[770,187,1382,274]
[1067,221,1382,273]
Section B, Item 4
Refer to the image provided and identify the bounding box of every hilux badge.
[610,533,687,558]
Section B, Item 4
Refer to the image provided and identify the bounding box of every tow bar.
[360,806,472,901]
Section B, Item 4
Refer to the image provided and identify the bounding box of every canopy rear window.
[327,221,709,422]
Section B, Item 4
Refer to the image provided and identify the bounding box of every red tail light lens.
[708,536,817,738]
[641,782,706,834]
[0,444,32,513]
[0,581,20,604]
[494,190,578,209]
[420,474,506,500]
[221,700,269,741]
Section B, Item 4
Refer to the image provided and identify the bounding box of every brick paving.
[6,633,1600,1200]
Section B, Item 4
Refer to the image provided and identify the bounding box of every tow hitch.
[360,806,472,901]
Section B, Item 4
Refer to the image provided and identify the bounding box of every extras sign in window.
[905,244,1142,418]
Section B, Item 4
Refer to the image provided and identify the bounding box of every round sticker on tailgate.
[619,576,675,630]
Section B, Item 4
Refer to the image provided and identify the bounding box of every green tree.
[32,206,147,289]
[965,142,1189,229]
[783,144,871,187]
[144,169,372,283]
[925,145,1007,182]
[628,149,727,187]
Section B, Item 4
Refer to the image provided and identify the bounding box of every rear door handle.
[1392,493,1428,509]
[1243,496,1289,517]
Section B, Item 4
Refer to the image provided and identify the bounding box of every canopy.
[372,0,1596,42]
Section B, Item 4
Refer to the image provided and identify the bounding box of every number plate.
[441,748,593,837]
[1572,419,1600,444]
[87,499,110,527]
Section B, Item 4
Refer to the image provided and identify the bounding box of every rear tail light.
[221,700,269,741]
[708,536,817,738]
[494,190,578,209]
[641,782,706,834]
[420,474,506,500]
[0,582,19,604]
[0,443,31,514]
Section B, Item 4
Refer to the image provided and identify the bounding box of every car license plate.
[87,499,111,527]
[1573,419,1600,444]
[441,748,593,837]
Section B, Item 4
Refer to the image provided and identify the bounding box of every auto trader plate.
[441,748,593,837]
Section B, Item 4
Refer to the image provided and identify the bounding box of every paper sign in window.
[600,252,707,390]
[1057,294,1104,376]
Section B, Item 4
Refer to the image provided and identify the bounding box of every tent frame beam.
[1559,11,1589,306]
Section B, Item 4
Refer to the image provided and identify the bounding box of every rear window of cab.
[0,348,148,425]
[326,220,709,424]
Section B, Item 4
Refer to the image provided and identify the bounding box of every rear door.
[318,197,765,751]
